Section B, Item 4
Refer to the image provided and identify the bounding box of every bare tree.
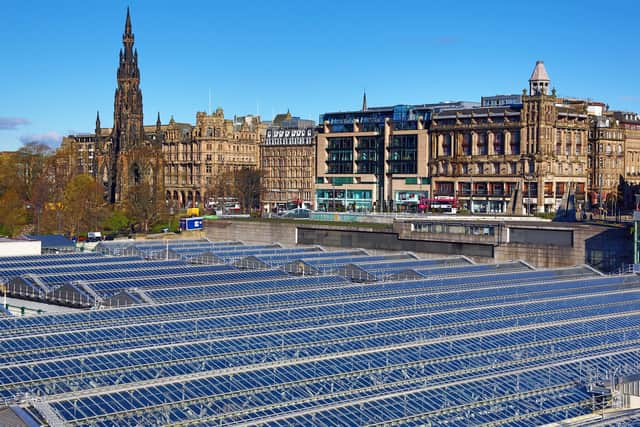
[62,174,106,236]
[232,167,263,214]
[14,142,54,202]
[124,181,164,233]
[207,169,234,213]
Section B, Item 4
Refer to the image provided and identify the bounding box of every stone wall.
[297,227,494,258]
[205,220,299,246]
[204,219,633,271]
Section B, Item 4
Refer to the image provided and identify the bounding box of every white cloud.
[19,131,63,148]
[0,117,30,130]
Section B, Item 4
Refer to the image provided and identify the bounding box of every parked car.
[87,231,102,242]
[280,208,311,218]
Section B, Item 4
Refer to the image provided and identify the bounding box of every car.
[87,231,102,242]
[280,208,311,218]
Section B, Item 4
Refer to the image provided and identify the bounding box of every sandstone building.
[163,110,265,208]
[588,109,640,208]
[315,61,637,214]
[260,112,316,212]
[61,9,266,209]
[429,61,589,214]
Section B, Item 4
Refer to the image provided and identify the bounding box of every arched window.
[131,163,142,185]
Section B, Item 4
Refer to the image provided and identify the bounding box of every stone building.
[316,61,595,214]
[588,111,625,207]
[430,61,590,214]
[59,132,100,176]
[260,112,316,213]
[618,111,640,188]
[163,109,265,208]
[315,95,438,212]
[588,109,640,208]
[61,9,266,209]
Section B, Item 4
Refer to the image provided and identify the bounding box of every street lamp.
[470,162,474,214]
[599,174,603,220]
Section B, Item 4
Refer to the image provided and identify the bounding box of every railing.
[393,121,417,130]
[615,264,639,274]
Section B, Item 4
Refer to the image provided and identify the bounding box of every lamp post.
[599,174,603,220]
[470,162,474,214]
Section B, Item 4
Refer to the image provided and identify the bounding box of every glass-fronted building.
[316,102,474,212]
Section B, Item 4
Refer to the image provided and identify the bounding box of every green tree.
[0,152,20,198]
[102,209,131,234]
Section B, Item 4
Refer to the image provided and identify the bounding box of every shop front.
[316,189,373,212]
[394,191,429,212]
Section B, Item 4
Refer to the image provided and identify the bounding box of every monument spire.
[106,7,145,203]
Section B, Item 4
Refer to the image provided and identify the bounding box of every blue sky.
[1,0,638,151]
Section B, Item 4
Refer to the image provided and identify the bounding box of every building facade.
[315,96,441,212]
[260,113,316,213]
[618,111,640,188]
[588,110,640,209]
[61,9,267,209]
[316,62,599,214]
[431,62,589,214]
[163,110,265,208]
[60,133,99,176]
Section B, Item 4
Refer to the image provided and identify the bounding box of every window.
[478,133,488,155]
[356,136,383,174]
[510,130,520,155]
[494,132,504,155]
[462,133,472,155]
[388,134,417,174]
[442,134,452,156]
[326,137,353,174]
